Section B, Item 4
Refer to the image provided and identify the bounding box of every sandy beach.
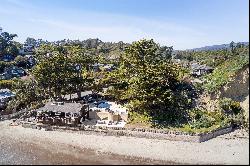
[0,120,249,165]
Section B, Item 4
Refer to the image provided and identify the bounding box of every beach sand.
[0,120,249,165]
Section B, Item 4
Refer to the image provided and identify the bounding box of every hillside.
[202,46,249,93]
[186,42,249,51]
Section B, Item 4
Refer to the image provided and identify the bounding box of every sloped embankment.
[215,65,249,102]
[211,65,249,119]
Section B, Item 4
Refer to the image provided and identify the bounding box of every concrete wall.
[120,113,128,122]
[52,125,232,143]
[88,111,127,122]
[20,120,233,143]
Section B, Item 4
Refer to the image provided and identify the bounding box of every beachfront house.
[31,91,128,127]
[33,101,89,126]
[87,100,128,127]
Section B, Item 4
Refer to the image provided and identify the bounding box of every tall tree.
[103,39,190,123]
[230,41,235,53]
[25,37,37,46]
[32,45,94,100]
[0,31,18,56]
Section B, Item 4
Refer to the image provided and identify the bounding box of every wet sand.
[0,135,174,165]
[0,122,177,165]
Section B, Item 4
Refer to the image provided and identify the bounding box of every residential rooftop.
[36,102,83,114]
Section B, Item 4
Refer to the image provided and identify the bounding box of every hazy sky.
[0,0,249,50]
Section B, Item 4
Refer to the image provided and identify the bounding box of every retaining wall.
[20,122,233,143]
[0,109,27,120]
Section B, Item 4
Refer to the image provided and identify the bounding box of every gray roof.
[191,63,213,70]
[36,102,83,113]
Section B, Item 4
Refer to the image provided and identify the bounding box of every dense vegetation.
[0,28,248,132]
[33,45,95,99]
[101,39,192,125]
[0,31,20,57]
[175,43,249,93]
[202,46,249,93]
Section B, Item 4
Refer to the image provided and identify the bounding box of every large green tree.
[4,79,44,113]
[103,39,190,123]
[0,31,19,57]
[32,45,94,100]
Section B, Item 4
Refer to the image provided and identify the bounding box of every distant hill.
[186,42,249,52]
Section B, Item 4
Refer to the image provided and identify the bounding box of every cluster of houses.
[0,54,15,62]
[19,44,34,54]
[0,42,37,111]
[0,46,36,81]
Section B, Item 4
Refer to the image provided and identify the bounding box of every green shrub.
[202,52,249,93]
[29,101,45,110]
[187,108,214,129]
[186,108,232,130]
[128,111,152,124]
[219,98,243,115]
[219,98,246,127]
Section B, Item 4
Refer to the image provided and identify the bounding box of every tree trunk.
[77,85,81,99]
[77,91,81,98]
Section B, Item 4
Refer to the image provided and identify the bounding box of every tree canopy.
[0,31,19,57]
[102,39,191,123]
[32,45,94,100]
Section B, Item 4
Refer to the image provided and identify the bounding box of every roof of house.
[0,89,15,100]
[36,102,83,113]
[191,63,213,70]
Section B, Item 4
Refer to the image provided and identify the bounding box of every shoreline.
[0,134,174,165]
[0,120,249,165]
